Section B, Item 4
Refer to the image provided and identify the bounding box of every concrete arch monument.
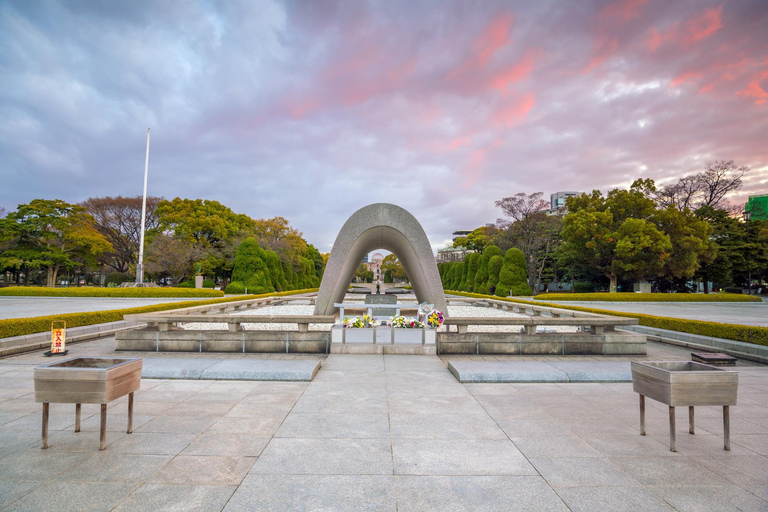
[313,203,447,316]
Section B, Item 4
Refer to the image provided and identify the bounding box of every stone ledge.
[447,360,632,383]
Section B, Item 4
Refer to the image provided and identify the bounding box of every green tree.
[487,255,503,295]
[496,248,532,296]
[463,253,480,291]
[561,186,674,292]
[0,199,112,286]
[230,237,273,294]
[495,192,562,292]
[451,261,465,290]
[381,254,407,282]
[453,226,496,252]
[474,254,490,294]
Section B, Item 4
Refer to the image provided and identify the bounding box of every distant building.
[436,247,476,263]
[366,252,384,280]
[746,194,768,220]
[451,230,473,241]
[361,254,369,264]
[549,191,581,215]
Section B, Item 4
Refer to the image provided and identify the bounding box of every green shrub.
[224,281,245,294]
[497,248,531,296]
[532,292,760,303]
[573,282,595,293]
[0,286,223,298]
[447,290,768,347]
[202,280,216,288]
[487,255,503,295]
[0,288,319,339]
[473,255,490,295]
[178,280,194,288]
[104,272,131,286]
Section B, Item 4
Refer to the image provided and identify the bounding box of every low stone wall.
[437,330,646,355]
[115,328,329,353]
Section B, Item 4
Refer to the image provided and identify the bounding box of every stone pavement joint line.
[0,339,766,511]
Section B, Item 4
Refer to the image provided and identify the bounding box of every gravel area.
[179,304,578,333]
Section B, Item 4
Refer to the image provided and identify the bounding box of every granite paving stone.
[610,456,732,486]
[181,433,272,457]
[113,484,236,512]
[224,474,397,512]
[107,432,197,455]
[2,481,137,512]
[529,457,641,487]
[251,438,394,475]
[150,455,256,486]
[60,453,172,483]
[394,475,569,512]
[556,486,676,512]
[512,436,603,458]
[389,413,507,439]
[274,413,390,438]
[650,485,768,512]
[392,439,537,476]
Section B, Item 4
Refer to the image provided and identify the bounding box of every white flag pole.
[136,128,150,284]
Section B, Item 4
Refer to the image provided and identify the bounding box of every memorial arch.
[313,203,447,316]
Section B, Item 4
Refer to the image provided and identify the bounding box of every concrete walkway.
[0,296,214,320]
[0,340,766,511]
[532,300,768,327]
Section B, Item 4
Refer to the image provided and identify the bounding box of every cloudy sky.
[1,0,767,252]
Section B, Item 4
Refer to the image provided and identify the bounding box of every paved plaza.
[535,299,768,327]
[0,297,214,321]
[0,338,766,511]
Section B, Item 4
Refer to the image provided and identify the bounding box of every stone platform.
[140,357,321,381]
[448,360,632,383]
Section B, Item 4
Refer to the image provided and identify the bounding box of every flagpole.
[136,128,150,284]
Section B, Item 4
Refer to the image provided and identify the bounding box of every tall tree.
[561,187,672,292]
[381,254,406,282]
[495,192,562,292]
[0,199,112,286]
[653,160,749,212]
[81,195,162,273]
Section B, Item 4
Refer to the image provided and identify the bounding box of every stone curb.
[140,358,321,381]
[621,325,768,365]
[447,361,632,383]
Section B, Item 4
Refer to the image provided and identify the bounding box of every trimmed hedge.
[0,286,224,298]
[531,292,760,303]
[0,288,319,339]
[446,290,768,347]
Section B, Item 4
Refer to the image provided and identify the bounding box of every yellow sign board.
[51,321,66,354]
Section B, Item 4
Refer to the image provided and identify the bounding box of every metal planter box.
[631,361,738,407]
[631,361,738,452]
[34,357,142,450]
[34,357,142,404]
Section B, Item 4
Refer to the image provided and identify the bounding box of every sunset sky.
[1,0,766,252]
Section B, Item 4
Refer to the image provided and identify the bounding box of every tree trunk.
[702,276,709,294]
[46,267,54,287]
[608,273,618,293]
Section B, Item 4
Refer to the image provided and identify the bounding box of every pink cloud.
[685,5,723,43]
[492,93,535,128]
[599,0,647,21]
[449,13,514,79]
[646,5,723,52]
[736,69,768,104]
[491,50,539,94]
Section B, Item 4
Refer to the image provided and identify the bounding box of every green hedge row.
[0,286,224,298]
[446,290,768,347]
[531,292,761,303]
[0,288,319,339]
